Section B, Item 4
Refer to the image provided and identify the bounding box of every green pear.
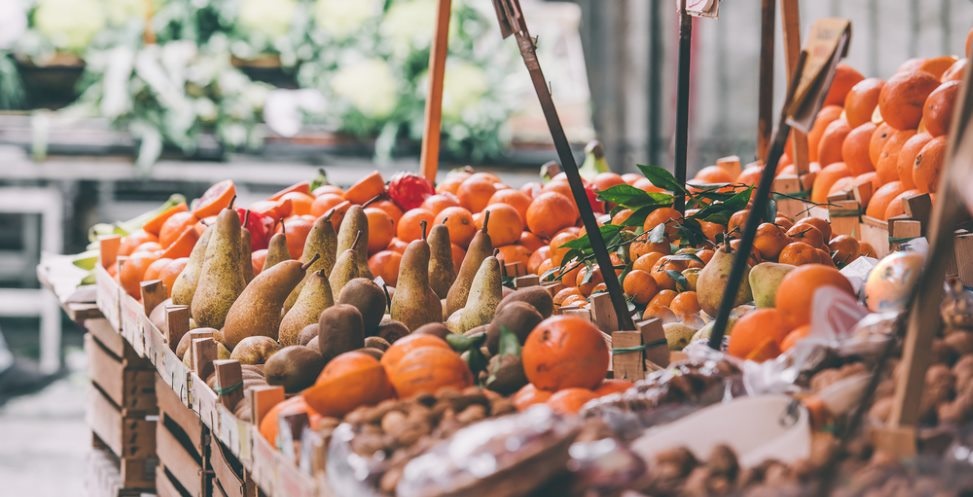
[191,209,246,328]
[696,244,752,317]
[263,231,290,270]
[278,270,334,346]
[171,227,213,306]
[427,222,455,299]
[329,231,363,296]
[664,322,697,351]
[458,256,503,332]
[336,205,371,279]
[445,211,493,316]
[390,238,442,331]
[285,213,338,311]
[749,262,796,308]
[221,256,316,349]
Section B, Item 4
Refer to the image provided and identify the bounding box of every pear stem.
[316,269,325,277]
[279,218,286,236]
[363,193,385,207]
[440,217,448,224]
[301,253,321,271]
[351,230,363,250]
[229,195,237,209]
[481,210,491,232]
[420,220,428,241]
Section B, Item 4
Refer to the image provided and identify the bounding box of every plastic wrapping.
[395,406,580,497]
[567,437,648,494]
[325,423,388,497]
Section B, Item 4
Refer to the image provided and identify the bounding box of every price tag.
[684,0,720,18]
[786,18,852,132]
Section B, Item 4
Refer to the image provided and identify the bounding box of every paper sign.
[684,0,719,18]
[786,18,852,132]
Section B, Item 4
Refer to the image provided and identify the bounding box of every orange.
[546,388,597,414]
[527,246,550,274]
[522,316,610,391]
[643,289,678,321]
[592,172,626,193]
[754,223,789,260]
[310,193,345,218]
[143,257,173,282]
[542,177,574,200]
[559,264,583,287]
[525,192,579,239]
[467,172,502,184]
[632,252,665,273]
[574,265,605,296]
[278,191,314,216]
[433,206,476,247]
[884,188,919,220]
[778,241,818,266]
[457,177,497,213]
[775,264,854,328]
[364,208,395,255]
[193,179,236,219]
[650,256,689,291]
[642,207,683,239]
[478,204,523,246]
[421,193,461,215]
[824,64,865,107]
[119,252,159,298]
[942,58,967,82]
[869,123,894,167]
[119,230,158,257]
[611,208,634,225]
[623,269,659,305]
[370,200,403,226]
[259,396,321,444]
[312,184,344,197]
[896,132,932,189]
[436,177,464,196]
[827,176,855,198]
[488,189,532,221]
[159,258,188,297]
[344,171,385,205]
[875,129,917,184]
[794,217,832,241]
[808,105,843,163]
[669,291,700,322]
[787,223,825,249]
[922,80,960,137]
[829,235,860,267]
[633,177,666,194]
[279,216,314,259]
[158,211,198,248]
[621,173,641,185]
[251,249,267,275]
[727,209,750,235]
[692,165,734,184]
[913,136,946,194]
[737,164,763,185]
[780,324,811,352]
[844,78,885,127]
[497,244,531,270]
[816,118,851,167]
[549,231,579,266]
[269,181,310,201]
[142,203,189,237]
[519,231,545,252]
[159,227,198,259]
[629,239,671,260]
[810,163,851,204]
[841,122,877,175]
[594,379,634,397]
[387,346,473,399]
[381,334,451,370]
[513,383,553,411]
[552,287,583,307]
[387,237,408,254]
[878,70,941,130]
[397,208,436,243]
[728,308,790,358]
[865,181,908,219]
[697,220,725,243]
[133,241,162,255]
[918,56,959,79]
[304,351,394,417]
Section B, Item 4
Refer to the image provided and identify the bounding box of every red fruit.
[584,185,604,213]
[388,173,435,211]
[236,208,275,251]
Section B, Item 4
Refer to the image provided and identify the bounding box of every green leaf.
[498,326,522,357]
[465,347,488,378]
[561,225,623,252]
[668,270,689,292]
[666,253,704,264]
[677,217,708,248]
[310,168,329,191]
[691,187,753,225]
[637,164,686,195]
[447,331,486,351]
[598,184,672,209]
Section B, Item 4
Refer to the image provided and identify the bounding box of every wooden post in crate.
[140,280,167,317]
[166,306,190,353]
[955,232,973,285]
[904,194,933,234]
[780,0,810,176]
[756,0,776,162]
[214,360,244,409]
[888,219,921,252]
[772,175,808,220]
[191,337,217,382]
[250,386,286,429]
[828,199,861,238]
[514,274,539,289]
[638,318,669,368]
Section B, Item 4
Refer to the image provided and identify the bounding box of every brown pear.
[221,256,316,349]
[336,205,371,278]
[171,227,213,306]
[390,238,442,331]
[445,211,494,315]
[263,230,290,271]
[427,222,455,299]
[278,270,334,346]
[336,278,386,335]
[191,209,246,329]
[284,213,338,310]
[329,231,363,296]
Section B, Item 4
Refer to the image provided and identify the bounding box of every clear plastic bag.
[325,423,388,497]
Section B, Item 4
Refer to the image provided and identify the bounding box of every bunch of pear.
[146,199,548,402]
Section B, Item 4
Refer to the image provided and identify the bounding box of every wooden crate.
[85,333,155,414]
[211,437,258,497]
[87,443,151,497]
[87,389,156,489]
[157,374,211,497]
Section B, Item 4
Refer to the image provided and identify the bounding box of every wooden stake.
[250,386,285,428]
[780,0,810,175]
[757,0,776,162]
[191,337,217,381]
[611,331,644,381]
[674,0,692,213]
[139,280,166,316]
[637,318,668,368]
[214,359,244,409]
[419,0,453,183]
[165,305,190,352]
[492,0,634,331]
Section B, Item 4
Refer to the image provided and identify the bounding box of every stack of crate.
[155,374,212,497]
[84,317,158,495]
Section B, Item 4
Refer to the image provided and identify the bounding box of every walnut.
[380,410,407,437]
[379,466,402,494]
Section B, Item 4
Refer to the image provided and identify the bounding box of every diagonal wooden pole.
[673,0,692,213]
[420,0,453,183]
[492,0,634,331]
[756,0,776,162]
[780,0,810,175]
